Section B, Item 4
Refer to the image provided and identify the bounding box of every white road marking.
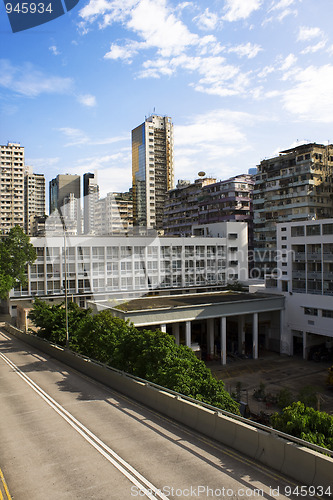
[0,351,168,500]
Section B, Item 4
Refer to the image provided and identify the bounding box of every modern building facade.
[24,166,45,235]
[275,218,333,358]
[249,218,333,359]
[49,174,81,234]
[253,143,333,280]
[83,172,99,234]
[132,115,174,230]
[10,222,248,305]
[0,142,25,233]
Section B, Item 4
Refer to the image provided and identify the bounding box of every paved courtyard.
[208,352,333,416]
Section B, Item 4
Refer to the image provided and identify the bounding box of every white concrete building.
[10,222,248,305]
[262,218,333,359]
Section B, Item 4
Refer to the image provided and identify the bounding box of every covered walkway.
[92,291,285,365]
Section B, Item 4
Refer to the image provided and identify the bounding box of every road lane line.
[0,468,12,500]
[0,351,168,500]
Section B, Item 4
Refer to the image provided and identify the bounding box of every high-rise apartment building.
[0,142,25,233]
[49,174,81,234]
[83,172,99,234]
[253,143,333,281]
[163,174,254,248]
[95,191,133,235]
[24,166,45,235]
[132,114,174,230]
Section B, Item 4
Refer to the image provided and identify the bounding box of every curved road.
[0,330,318,499]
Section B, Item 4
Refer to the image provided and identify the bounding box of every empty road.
[0,330,322,499]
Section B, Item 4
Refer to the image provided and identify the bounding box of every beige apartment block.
[0,142,25,233]
[24,166,45,235]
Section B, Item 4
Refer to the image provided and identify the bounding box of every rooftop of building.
[279,142,330,154]
[112,290,281,312]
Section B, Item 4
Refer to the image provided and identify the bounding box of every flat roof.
[114,291,281,312]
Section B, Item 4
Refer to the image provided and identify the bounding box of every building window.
[304,307,318,316]
[291,226,305,237]
[323,223,333,235]
[322,309,333,318]
[306,225,320,236]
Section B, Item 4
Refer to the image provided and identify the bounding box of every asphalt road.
[0,330,326,500]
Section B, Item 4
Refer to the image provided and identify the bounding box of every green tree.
[0,226,36,299]
[271,402,333,450]
[28,298,91,346]
[28,303,240,414]
[74,310,134,363]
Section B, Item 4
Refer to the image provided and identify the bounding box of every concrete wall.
[2,324,332,488]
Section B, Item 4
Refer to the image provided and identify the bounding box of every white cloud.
[297,26,323,42]
[223,0,262,22]
[282,64,333,122]
[104,40,144,62]
[193,8,219,31]
[77,94,97,107]
[57,127,90,146]
[280,53,297,71]
[0,60,73,97]
[49,45,60,56]
[264,0,299,23]
[173,109,269,180]
[68,150,132,195]
[127,0,198,57]
[139,53,250,97]
[270,0,297,9]
[227,42,262,59]
[301,40,327,54]
[57,127,128,147]
[27,157,60,172]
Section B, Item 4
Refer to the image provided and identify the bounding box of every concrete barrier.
[313,452,333,489]
[213,412,237,448]
[281,442,317,485]
[233,419,260,458]
[3,325,333,487]
[255,430,286,471]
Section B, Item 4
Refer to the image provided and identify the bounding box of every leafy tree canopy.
[28,298,91,345]
[271,402,333,450]
[28,302,240,415]
[0,226,36,299]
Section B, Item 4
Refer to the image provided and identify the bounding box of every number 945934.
[6,3,53,14]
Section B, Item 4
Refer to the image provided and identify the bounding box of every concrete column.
[253,312,258,360]
[185,321,191,347]
[220,316,226,365]
[279,309,290,355]
[207,318,215,359]
[237,315,245,355]
[303,331,307,361]
[160,324,167,333]
[172,323,180,345]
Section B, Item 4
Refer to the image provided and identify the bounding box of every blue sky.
[1,0,333,204]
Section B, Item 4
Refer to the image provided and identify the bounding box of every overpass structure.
[2,322,332,492]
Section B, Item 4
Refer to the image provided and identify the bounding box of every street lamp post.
[60,213,69,348]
